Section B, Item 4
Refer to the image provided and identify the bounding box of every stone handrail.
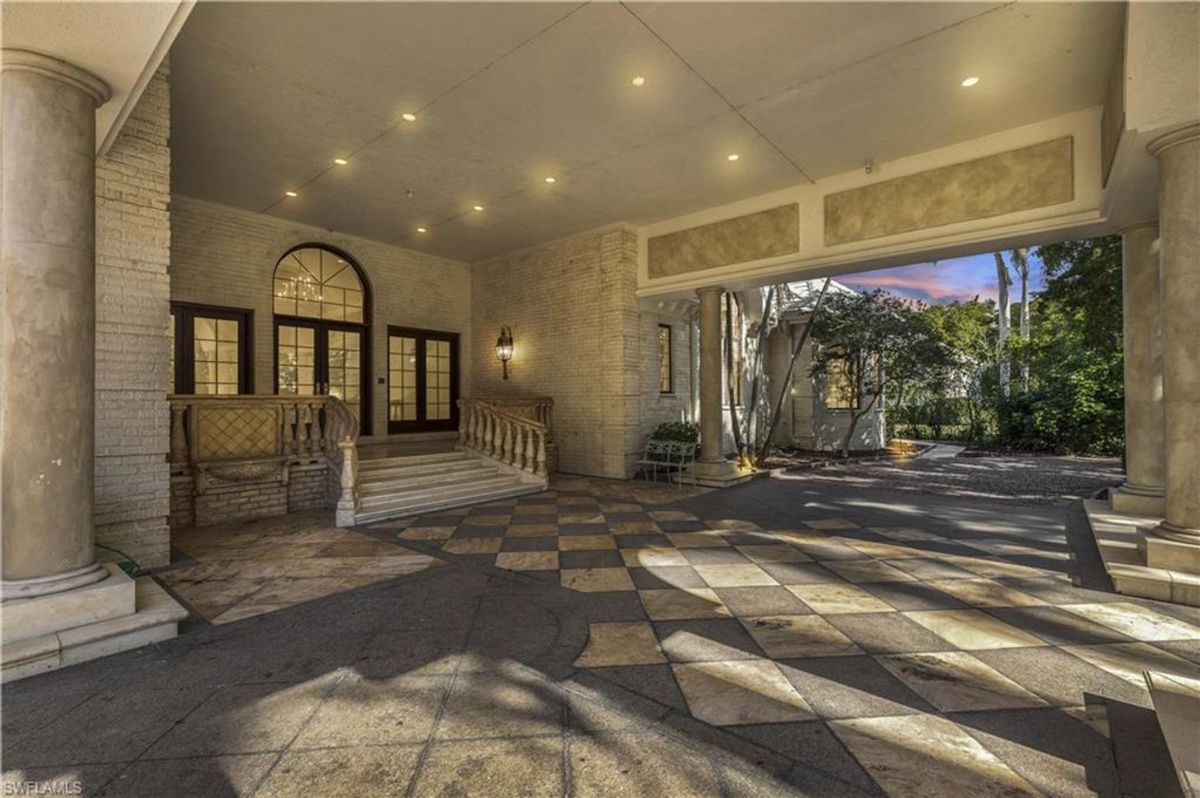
[167,394,359,466]
[458,398,548,477]
[474,395,554,429]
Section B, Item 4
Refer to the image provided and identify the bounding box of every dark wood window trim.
[387,325,460,434]
[170,302,253,394]
[658,323,673,395]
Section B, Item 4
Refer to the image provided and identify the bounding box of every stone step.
[359,458,493,484]
[353,480,541,524]
[358,473,521,509]
[358,467,505,498]
[358,451,470,471]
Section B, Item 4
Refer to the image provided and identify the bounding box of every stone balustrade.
[474,395,554,428]
[458,398,549,477]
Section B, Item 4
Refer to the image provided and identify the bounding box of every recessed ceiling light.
[727,153,740,161]
[401,112,417,122]
[473,205,484,212]
[285,190,298,197]
[961,76,980,87]
[416,226,427,233]
[631,76,646,87]
[333,158,348,166]
[544,176,557,184]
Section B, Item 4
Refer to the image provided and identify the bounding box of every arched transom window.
[273,246,365,322]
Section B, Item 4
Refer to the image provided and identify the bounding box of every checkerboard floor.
[368,477,1200,797]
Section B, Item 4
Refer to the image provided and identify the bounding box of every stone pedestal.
[0,50,186,681]
[1112,222,1166,516]
[685,286,745,487]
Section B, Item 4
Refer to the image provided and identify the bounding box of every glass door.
[276,322,367,431]
[388,327,459,433]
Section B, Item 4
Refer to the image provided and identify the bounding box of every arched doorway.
[272,244,371,434]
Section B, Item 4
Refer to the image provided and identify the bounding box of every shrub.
[650,421,699,443]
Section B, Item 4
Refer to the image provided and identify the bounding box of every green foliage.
[649,421,699,443]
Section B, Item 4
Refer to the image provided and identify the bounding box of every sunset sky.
[839,250,1047,305]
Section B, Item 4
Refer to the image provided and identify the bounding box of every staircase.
[352,450,543,524]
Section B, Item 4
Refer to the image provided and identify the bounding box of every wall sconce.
[495,325,514,380]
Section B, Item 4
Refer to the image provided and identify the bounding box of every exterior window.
[273,245,371,434]
[824,347,858,410]
[388,327,458,433]
[721,293,743,405]
[658,324,673,394]
[273,247,364,322]
[170,304,251,394]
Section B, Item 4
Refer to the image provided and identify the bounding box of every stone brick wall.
[471,228,641,479]
[94,60,172,567]
[169,196,474,440]
[637,306,697,449]
[169,459,335,529]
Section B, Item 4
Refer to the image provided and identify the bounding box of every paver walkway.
[3,461,1194,797]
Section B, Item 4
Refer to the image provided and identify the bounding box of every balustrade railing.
[474,395,553,429]
[458,398,549,477]
[167,394,359,466]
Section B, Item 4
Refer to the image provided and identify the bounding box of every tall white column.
[1112,222,1166,515]
[0,51,110,598]
[1142,125,1200,568]
[687,286,742,486]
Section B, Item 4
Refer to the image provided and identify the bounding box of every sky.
[839,250,1047,305]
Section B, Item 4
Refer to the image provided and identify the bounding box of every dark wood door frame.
[170,301,254,394]
[273,315,372,436]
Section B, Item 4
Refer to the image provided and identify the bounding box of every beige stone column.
[1,51,110,598]
[1143,124,1200,561]
[1112,221,1166,515]
[688,286,741,486]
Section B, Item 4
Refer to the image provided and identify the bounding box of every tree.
[921,299,997,440]
[811,290,952,457]
[1012,247,1032,392]
[994,251,1012,396]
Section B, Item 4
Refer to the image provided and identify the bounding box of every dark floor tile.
[614,534,672,549]
[757,562,843,585]
[986,606,1134,646]
[449,525,505,539]
[560,550,625,569]
[628,566,706,590]
[859,580,973,611]
[681,548,751,566]
[99,753,277,797]
[778,656,935,719]
[465,624,570,669]
[589,664,688,712]
[558,523,609,536]
[973,647,1148,707]
[952,708,1122,798]
[730,721,882,795]
[654,619,766,661]
[509,514,558,526]
[656,520,710,533]
[583,591,648,623]
[713,586,812,617]
[500,536,558,552]
[355,627,470,678]
[824,612,958,654]
[605,512,652,523]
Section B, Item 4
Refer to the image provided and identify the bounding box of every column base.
[1110,485,1166,517]
[1139,523,1200,574]
[0,564,188,683]
[0,562,109,600]
[679,459,754,488]
[1081,498,1200,607]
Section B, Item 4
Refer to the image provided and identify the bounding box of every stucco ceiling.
[170,2,1124,263]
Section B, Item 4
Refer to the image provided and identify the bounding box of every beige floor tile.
[412,738,562,797]
[648,510,699,521]
[639,588,731,620]
[574,622,665,667]
[838,539,924,558]
[286,554,436,578]
[668,532,731,548]
[504,524,558,538]
[599,503,643,513]
[610,521,661,535]
[210,603,289,624]
[249,575,382,605]
[830,715,1042,797]
[741,615,862,658]
[927,578,1048,608]
[708,518,762,531]
[694,564,777,588]
[398,526,456,541]
[620,547,689,567]
[736,544,812,564]
[495,551,559,571]
[878,651,1047,711]
[672,660,816,725]
[293,673,451,747]
[562,567,636,593]
[569,731,721,796]
[805,518,860,530]
[823,560,916,584]
[1061,602,1200,641]
[951,556,1051,579]
[905,609,1048,650]
[871,527,946,542]
[559,513,605,524]
[786,583,895,615]
[559,535,617,551]
[1062,642,1200,689]
[441,538,503,555]
[257,746,422,798]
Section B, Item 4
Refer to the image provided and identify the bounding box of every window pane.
[273,247,366,323]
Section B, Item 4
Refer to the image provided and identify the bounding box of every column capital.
[1146,123,1200,158]
[1118,219,1158,235]
[695,285,725,298]
[1,49,109,106]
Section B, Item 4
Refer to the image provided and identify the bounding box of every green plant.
[650,421,699,443]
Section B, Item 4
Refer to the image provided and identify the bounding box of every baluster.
[503,420,514,466]
[470,406,479,449]
[479,412,490,456]
[309,401,323,455]
[458,404,468,446]
[335,436,359,527]
[513,426,525,470]
[536,430,548,476]
[291,402,303,454]
[524,427,536,473]
[170,405,187,463]
[491,415,503,458]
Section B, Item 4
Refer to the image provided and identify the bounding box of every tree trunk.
[724,293,744,459]
[1013,248,1030,393]
[755,278,831,463]
[994,251,1011,397]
